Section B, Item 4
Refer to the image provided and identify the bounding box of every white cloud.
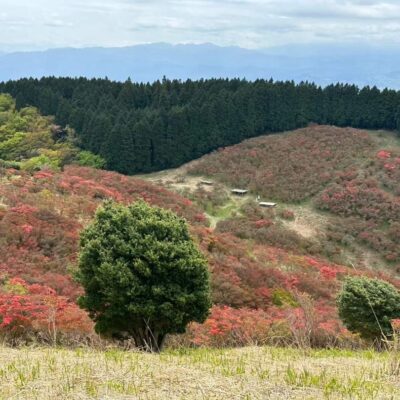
[0,0,399,51]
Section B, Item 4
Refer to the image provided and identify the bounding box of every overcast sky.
[1,0,400,52]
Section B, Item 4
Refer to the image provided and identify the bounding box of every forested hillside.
[1,78,399,174]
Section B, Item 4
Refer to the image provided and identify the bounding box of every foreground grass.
[0,346,399,399]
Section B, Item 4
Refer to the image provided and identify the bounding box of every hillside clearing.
[279,203,328,239]
[0,346,399,400]
[136,159,206,193]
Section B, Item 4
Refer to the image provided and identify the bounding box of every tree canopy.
[77,200,211,351]
[337,276,400,342]
[0,93,104,171]
[1,77,399,174]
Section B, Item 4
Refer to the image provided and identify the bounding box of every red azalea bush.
[0,277,92,344]
[188,305,274,347]
[316,168,400,262]
[185,301,356,348]
[279,209,295,220]
[375,149,400,195]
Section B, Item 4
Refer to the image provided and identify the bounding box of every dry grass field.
[0,345,399,400]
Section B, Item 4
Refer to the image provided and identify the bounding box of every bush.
[188,305,272,347]
[76,151,106,169]
[77,200,211,351]
[0,159,20,170]
[0,277,92,345]
[279,209,295,220]
[20,155,59,172]
[337,277,400,342]
[0,94,14,112]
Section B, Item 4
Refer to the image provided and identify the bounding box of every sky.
[1,0,400,52]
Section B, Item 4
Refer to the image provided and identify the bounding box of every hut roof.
[259,202,277,207]
[231,189,248,194]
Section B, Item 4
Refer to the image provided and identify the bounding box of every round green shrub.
[337,276,400,342]
[77,200,211,351]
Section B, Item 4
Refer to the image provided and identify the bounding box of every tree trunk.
[132,327,166,352]
[157,333,166,351]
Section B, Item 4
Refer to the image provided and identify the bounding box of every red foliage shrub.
[316,169,400,261]
[0,278,92,344]
[188,305,273,347]
[377,150,391,159]
[391,319,400,332]
[279,209,295,220]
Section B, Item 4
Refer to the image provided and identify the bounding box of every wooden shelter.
[231,189,248,196]
[259,202,277,208]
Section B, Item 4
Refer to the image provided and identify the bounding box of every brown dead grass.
[0,345,399,399]
[137,159,211,194]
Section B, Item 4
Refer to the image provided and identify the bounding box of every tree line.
[1,77,399,174]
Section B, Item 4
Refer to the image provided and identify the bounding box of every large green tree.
[77,200,211,351]
[337,276,400,342]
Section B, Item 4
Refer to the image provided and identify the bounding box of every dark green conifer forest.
[1,77,399,174]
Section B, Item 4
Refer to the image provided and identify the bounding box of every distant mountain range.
[1,42,399,88]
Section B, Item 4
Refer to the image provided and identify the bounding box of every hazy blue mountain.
[0,42,399,88]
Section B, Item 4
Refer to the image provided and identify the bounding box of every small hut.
[259,202,277,208]
[231,189,248,196]
[200,180,213,186]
